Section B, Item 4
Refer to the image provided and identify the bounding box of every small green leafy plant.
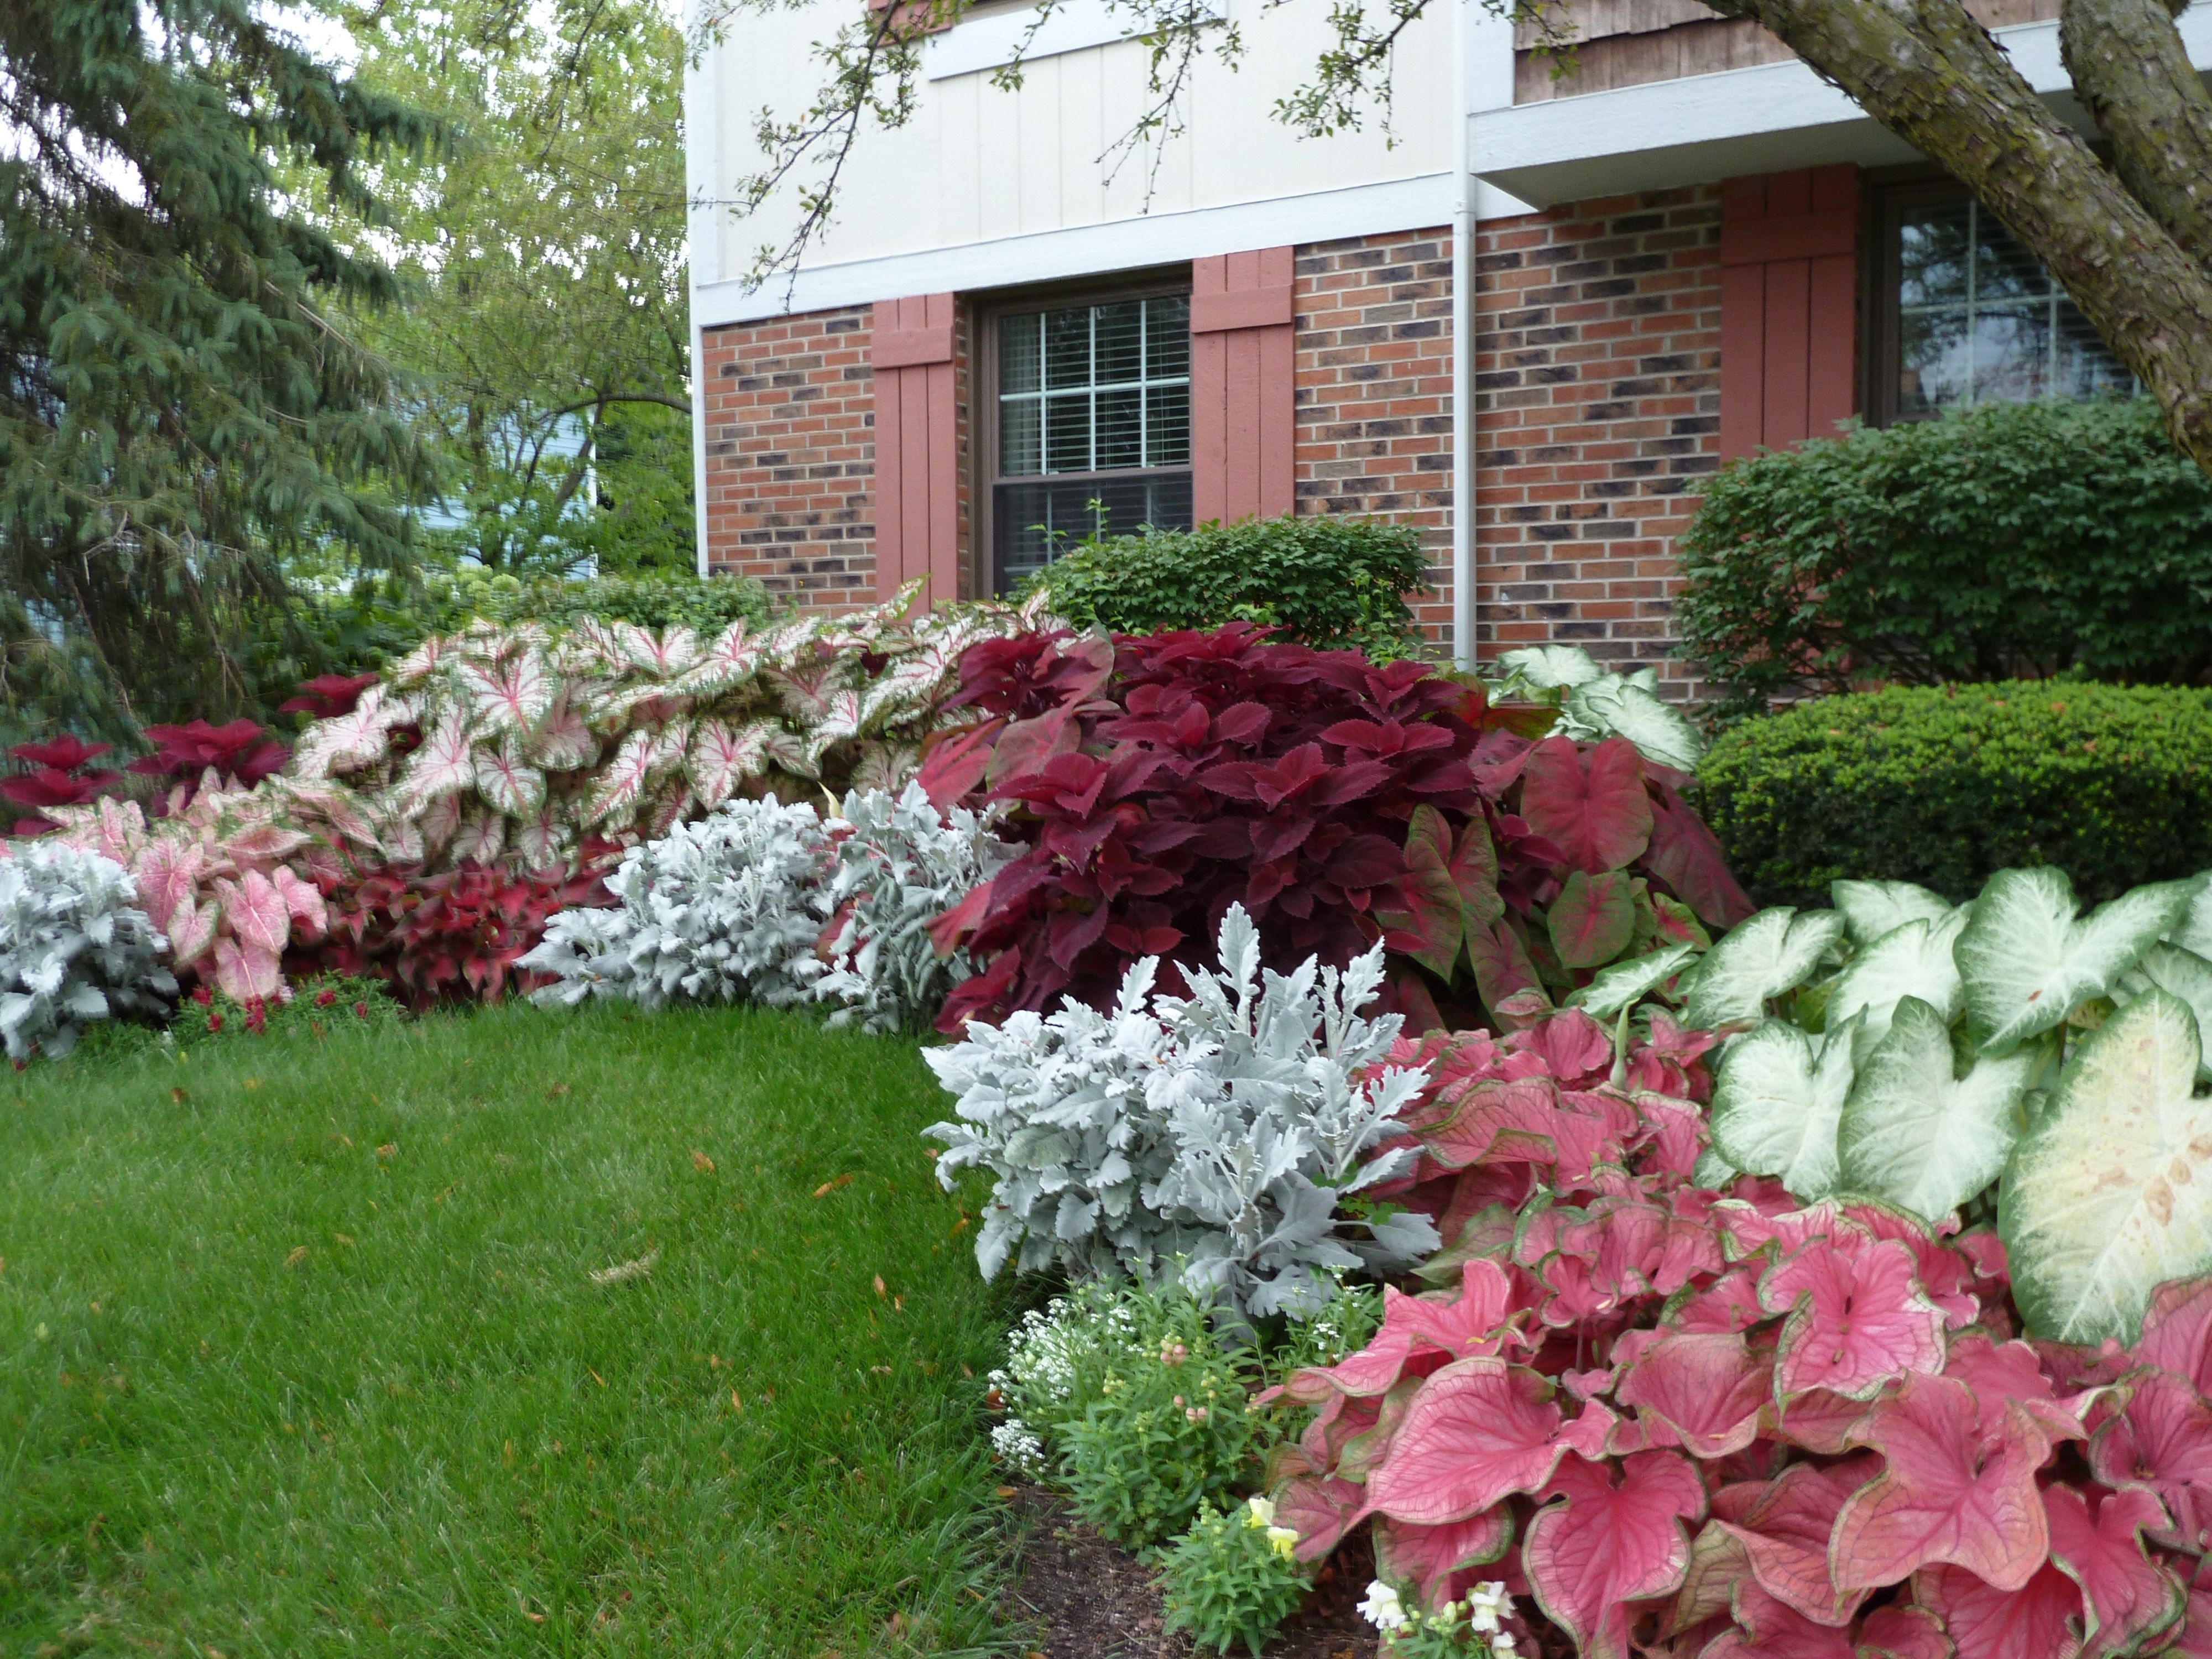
[1160,1498,1311,1655]
[1058,1334,1258,1549]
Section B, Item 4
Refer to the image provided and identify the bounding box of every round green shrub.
[1697,682,2212,907]
[1676,399,2212,720]
[1021,514,1429,658]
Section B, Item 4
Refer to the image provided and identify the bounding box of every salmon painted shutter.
[872,294,960,607]
[1190,248,1296,524]
[1719,166,1860,461]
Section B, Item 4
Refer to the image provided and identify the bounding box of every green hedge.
[1697,682,2212,906]
[1676,399,2212,720]
[1021,515,1429,658]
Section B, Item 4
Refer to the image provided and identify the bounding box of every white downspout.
[684,0,719,578]
[1449,0,1477,670]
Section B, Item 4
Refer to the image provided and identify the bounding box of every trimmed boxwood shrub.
[1676,399,2212,719]
[1020,515,1427,658]
[1697,681,2212,906]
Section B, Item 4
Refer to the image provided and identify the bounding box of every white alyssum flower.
[1358,1579,1408,1632]
[988,1417,1045,1477]
[1467,1580,1512,1634]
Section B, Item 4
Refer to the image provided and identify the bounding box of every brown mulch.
[1005,1485,1382,1659]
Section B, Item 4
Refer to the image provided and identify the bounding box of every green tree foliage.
[0,0,436,742]
[1677,400,2212,720]
[334,0,693,575]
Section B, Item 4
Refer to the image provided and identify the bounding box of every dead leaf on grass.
[812,1173,854,1198]
[283,1246,309,1267]
[589,1252,657,1287]
[691,1150,715,1173]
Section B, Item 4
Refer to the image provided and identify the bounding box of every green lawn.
[0,1003,1016,1657]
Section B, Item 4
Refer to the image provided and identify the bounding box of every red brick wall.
[698,306,878,609]
[1470,186,1725,692]
[1292,229,1459,650]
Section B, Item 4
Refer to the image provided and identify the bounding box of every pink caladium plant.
[1262,1008,2212,1659]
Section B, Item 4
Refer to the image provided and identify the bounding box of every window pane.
[1095,387,1144,469]
[1044,392,1092,472]
[1094,301,1144,385]
[1044,306,1091,390]
[1146,296,1190,380]
[1000,396,1041,477]
[1966,305,2052,403]
[1000,313,1041,395]
[2056,301,2135,401]
[995,472,1196,593]
[1898,309,1973,415]
[1898,201,1971,309]
[1146,383,1190,467]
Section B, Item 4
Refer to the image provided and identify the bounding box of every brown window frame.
[975,271,1196,597]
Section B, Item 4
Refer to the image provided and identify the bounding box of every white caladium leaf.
[1831,879,1955,948]
[1825,909,1971,1059]
[583,729,658,828]
[2001,989,2212,1345]
[1836,995,2032,1223]
[528,696,600,770]
[1681,906,1846,1030]
[1561,677,1703,772]
[1709,1013,1861,1199]
[473,738,547,818]
[1566,941,1698,1021]
[416,790,464,857]
[1497,644,1603,689]
[857,648,958,734]
[675,619,763,697]
[388,632,454,688]
[450,809,507,867]
[1956,867,2198,1052]
[2120,942,2212,1083]
[620,622,701,679]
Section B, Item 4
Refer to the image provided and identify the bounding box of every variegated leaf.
[583,729,659,827]
[528,696,599,769]
[392,710,475,812]
[167,898,220,966]
[388,633,453,687]
[474,738,547,817]
[514,807,571,872]
[676,619,764,697]
[768,656,841,723]
[858,649,956,733]
[848,740,920,796]
[416,791,465,857]
[458,648,556,736]
[687,718,775,804]
[451,809,508,865]
[290,685,397,779]
[564,615,630,671]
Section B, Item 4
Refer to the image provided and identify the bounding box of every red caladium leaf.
[1855,1604,1953,1659]
[1519,735,1653,875]
[1373,1509,1514,1610]
[1615,1331,1774,1460]
[1644,778,1756,927]
[1761,1234,1948,1400]
[1550,868,1637,971]
[1524,1450,1707,1659]
[1713,1455,1884,1626]
[2043,1483,2185,1657]
[1271,1474,1366,1562]
[1364,1358,1568,1525]
[1913,1561,2084,1659]
[2088,1369,2212,1550]
[2138,1276,2212,1395]
[1832,1371,2058,1593]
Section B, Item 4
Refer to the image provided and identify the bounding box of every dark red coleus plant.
[296,860,611,1010]
[924,626,1754,1035]
[129,719,291,807]
[279,672,381,721]
[3,734,120,836]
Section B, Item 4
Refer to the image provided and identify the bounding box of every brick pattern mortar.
[698,306,877,609]
[1472,185,1724,692]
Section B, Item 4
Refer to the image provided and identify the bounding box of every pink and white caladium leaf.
[212,935,283,1004]
[1271,1475,1366,1562]
[269,865,326,938]
[583,729,659,828]
[450,810,506,867]
[1613,1331,1772,1459]
[1713,1454,1883,1626]
[674,618,761,696]
[1363,1358,1568,1525]
[1761,1234,1949,1400]
[393,710,475,812]
[2042,1482,2186,1657]
[458,649,555,736]
[473,739,546,819]
[166,898,220,966]
[527,696,599,771]
[1832,1371,2060,1593]
[133,837,204,932]
[613,622,700,679]
[224,821,312,863]
[217,870,290,958]
[2088,1369,2212,1550]
[415,791,464,858]
[1912,1561,2084,1659]
[686,718,774,807]
[1524,1450,1707,1659]
[1373,1508,1514,1610]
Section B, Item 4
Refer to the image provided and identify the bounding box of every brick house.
[685,0,2190,686]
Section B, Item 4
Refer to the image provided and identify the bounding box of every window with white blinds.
[989,294,1193,593]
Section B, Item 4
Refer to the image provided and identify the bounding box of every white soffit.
[922,0,1225,80]
[1470,9,2212,206]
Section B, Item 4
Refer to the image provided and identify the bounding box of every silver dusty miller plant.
[521,795,829,1011]
[925,905,1439,1321]
[0,843,177,1060]
[523,782,1009,1030]
[813,782,1014,1033]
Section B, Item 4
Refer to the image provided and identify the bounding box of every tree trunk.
[1702,0,2212,474]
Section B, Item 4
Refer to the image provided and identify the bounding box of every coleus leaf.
[2001,989,2212,1345]
[1759,1233,1947,1400]
[1646,779,1757,930]
[1363,1358,1568,1525]
[1956,866,2197,1053]
[1519,735,1653,874]
[1832,1371,2057,1593]
[1912,1561,2084,1659]
[1524,1450,1707,1659]
[1709,1015,1861,1199]
[1682,906,1846,1031]
[2042,1481,2186,1657]
[1550,868,1637,971]
[1831,879,1954,949]
[1566,941,1697,1021]
[1836,995,2033,1224]
[1824,912,1970,1060]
